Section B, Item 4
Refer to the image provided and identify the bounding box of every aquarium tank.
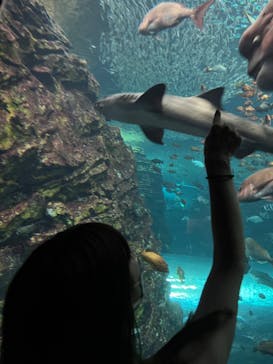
[0,0,273,362]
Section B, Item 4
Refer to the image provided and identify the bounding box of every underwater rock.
[0,0,182,355]
[0,0,132,266]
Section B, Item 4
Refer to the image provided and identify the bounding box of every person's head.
[239,1,273,90]
[1,222,143,364]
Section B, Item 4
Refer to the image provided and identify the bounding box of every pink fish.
[239,1,273,90]
[138,0,215,35]
[237,167,273,202]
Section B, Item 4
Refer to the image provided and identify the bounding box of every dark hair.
[1,222,136,364]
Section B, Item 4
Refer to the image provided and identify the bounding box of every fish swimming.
[177,266,185,282]
[255,340,273,356]
[243,10,256,25]
[251,270,273,289]
[138,0,215,35]
[203,64,227,73]
[192,159,204,168]
[239,1,273,91]
[245,237,273,265]
[255,101,273,112]
[140,250,169,273]
[95,83,273,158]
[237,167,273,202]
[246,215,263,224]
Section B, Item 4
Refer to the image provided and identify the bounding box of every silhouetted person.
[0,111,245,364]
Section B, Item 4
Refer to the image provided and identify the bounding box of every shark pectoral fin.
[136,83,166,112]
[233,138,256,158]
[198,87,224,109]
[140,126,164,144]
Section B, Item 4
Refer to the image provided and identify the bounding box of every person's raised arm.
[181,110,246,363]
[144,110,245,364]
[194,109,245,318]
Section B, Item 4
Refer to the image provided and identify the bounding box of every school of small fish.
[99,0,266,100]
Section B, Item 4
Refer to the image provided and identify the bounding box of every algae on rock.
[0,0,183,357]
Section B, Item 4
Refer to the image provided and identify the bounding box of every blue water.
[56,0,273,361]
[164,253,273,363]
[4,0,273,361]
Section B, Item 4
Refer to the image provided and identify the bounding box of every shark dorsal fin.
[136,83,166,112]
[198,87,224,109]
[140,126,164,145]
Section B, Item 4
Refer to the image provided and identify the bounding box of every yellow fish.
[140,250,169,273]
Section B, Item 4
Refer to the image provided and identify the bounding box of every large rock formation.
[38,0,118,94]
[0,0,182,356]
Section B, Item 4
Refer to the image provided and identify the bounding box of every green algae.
[134,302,144,321]
[0,94,32,151]
[73,208,91,224]
[93,203,109,214]
[20,202,44,220]
[40,185,62,198]
[0,122,15,150]
[46,202,67,217]
[112,221,122,231]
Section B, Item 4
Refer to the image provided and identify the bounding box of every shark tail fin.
[192,0,215,29]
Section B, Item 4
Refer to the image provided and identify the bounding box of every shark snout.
[94,99,115,121]
[94,100,104,113]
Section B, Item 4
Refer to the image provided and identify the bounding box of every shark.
[95,83,273,159]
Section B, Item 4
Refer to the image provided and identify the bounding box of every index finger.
[213,109,222,126]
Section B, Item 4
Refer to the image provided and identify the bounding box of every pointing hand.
[205,110,241,159]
